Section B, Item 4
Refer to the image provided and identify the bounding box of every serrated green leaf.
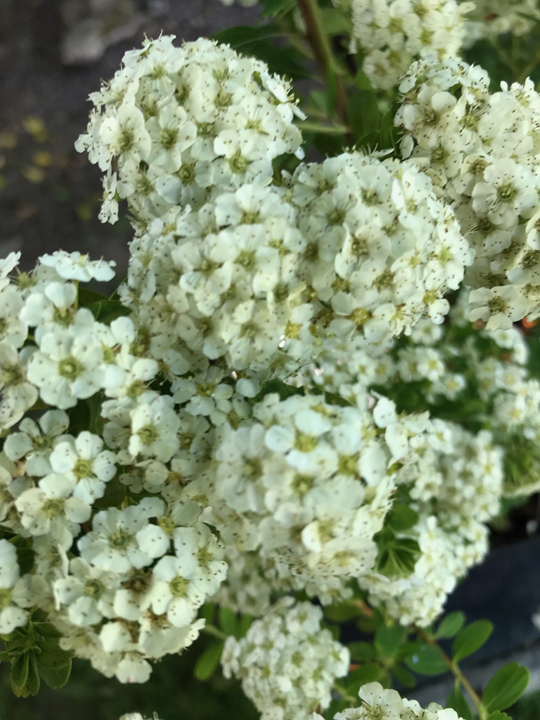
[482,662,530,711]
[345,663,381,695]
[194,643,224,681]
[435,612,466,639]
[348,641,376,662]
[392,664,416,688]
[405,644,448,676]
[452,620,493,663]
[446,684,474,720]
[10,652,29,690]
[375,625,406,659]
[219,607,237,637]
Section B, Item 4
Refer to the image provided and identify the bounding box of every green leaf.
[452,620,493,663]
[10,652,29,691]
[347,91,381,143]
[11,653,40,698]
[482,662,530,712]
[78,287,108,307]
[238,614,253,639]
[92,299,131,325]
[194,643,224,681]
[348,641,376,662]
[435,612,466,639]
[260,0,294,16]
[325,603,362,622]
[354,68,374,91]
[446,684,474,720]
[387,505,419,533]
[218,607,238,637]
[487,713,511,720]
[375,537,421,579]
[319,8,352,35]
[375,625,406,659]
[345,663,381,695]
[37,655,72,689]
[405,644,448,676]
[379,111,395,151]
[212,26,310,80]
[391,665,416,688]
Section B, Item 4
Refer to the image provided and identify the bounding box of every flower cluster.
[119,150,472,379]
[395,55,540,327]
[75,35,304,230]
[221,599,349,720]
[347,0,472,90]
[312,681,467,720]
[208,391,433,593]
[0,250,228,683]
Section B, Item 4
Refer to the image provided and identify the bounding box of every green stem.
[333,682,357,705]
[415,627,487,720]
[202,624,227,641]
[517,45,540,84]
[296,0,349,127]
[297,121,350,134]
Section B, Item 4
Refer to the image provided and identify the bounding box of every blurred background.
[3,1,540,718]
[0,0,258,276]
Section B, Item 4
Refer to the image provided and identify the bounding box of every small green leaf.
[10,652,29,690]
[452,620,493,663]
[78,287,108,307]
[11,653,40,697]
[379,111,395,150]
[194,643,224,681]
[405,644,448,676]
[375,537,421,579]
[446,684,474,720]
[37,656,72,689]
[354,68,374,91]
[238,614,253,639]
[482,662,530,712]
[348,641,376,662]
[487,713,511,720]
[387,505,419,533]
[375,625,406,659]
[392,665,416,688]
[325,603,362,622]
[347,91,381,143]
[319,8,352,35]
[219,607,238,637]
[345,663,381,695]
[435,612,466,639]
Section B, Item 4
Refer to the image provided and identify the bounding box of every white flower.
[0,540,35,634]
[0,341,38,430]
[27,330,105,409]
[129,396,180,462]
[39,251,116,282]
[468,286,529,330]
[54,557,120,626]
[49,431,117,503]
[4,409,70,477]
[15,473,91,536]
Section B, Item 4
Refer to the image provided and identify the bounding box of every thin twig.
[333,681,357,705]
[202,624,227,641]
[414,626,487,720]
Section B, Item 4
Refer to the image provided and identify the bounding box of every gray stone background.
[0,0,258,275]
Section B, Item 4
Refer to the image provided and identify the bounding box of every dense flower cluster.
[208,391,433,592]
[221,599,349,720]
[395,55,540,327]
[312,681,467,720]
[347,0,472,89]
[119,151,472,378]
[0,251,228,682]
[75,36,304,230]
